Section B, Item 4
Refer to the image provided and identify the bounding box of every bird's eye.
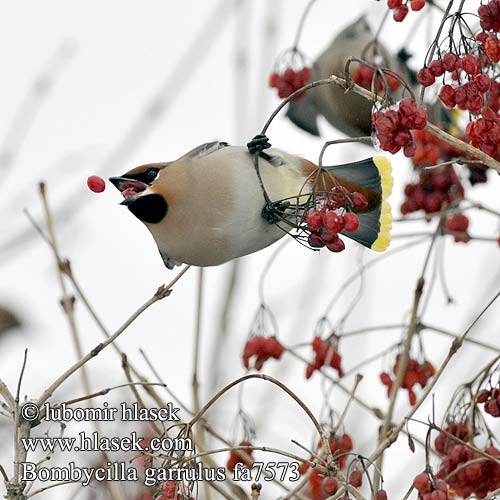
[144,168,159,183]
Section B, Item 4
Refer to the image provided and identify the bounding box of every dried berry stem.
[25,480,79,499]
[36,274,186,407]
[369,286,500,464]
[188,373,332,461]
[121,354,162,436]
[0,379,15,416]
[283,345,431,452]
[55,382,165,408]
[326,74,500,173]
[373,225,441,489]
[332,374,363,434]
[421,323,500,353]
[39,183,94,409]
[192,267,211,500]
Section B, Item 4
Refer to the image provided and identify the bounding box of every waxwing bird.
[109,142,392,269]
[287,15,406,137]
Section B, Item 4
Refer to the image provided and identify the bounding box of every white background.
[1,1,499,499]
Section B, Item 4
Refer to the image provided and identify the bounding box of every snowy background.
[1,1,499,499]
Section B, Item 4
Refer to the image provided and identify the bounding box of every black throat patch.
[126,194,168,224]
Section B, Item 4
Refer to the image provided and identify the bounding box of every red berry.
[429,59,445,77]
[349,470,363,487]
[413,108,428,130]
[338,433,353,452]
[283,68,295,84]
[327,237,345,253]
[269,72,280,88]
[410,0,426,11]
[87,175,106,193]
[417,67,436,87]
[323,477,339,495]
[442,53,459,72]
[485,399,500,416]
[404,141,417,157]
[343,213,360,232]
[439,84,456,108]
[308,232,325,248]
[446,214,469,232]
[475,73,491,92]
[376,490,388,500]
[461,54,480,75]
[413,473,431,493]
[307,210,323,230]
[380,372,392,385]
[454,85,468,108]
[324,212,345,232]
[320,229,339,244]
[388,0,403,7]
[477,389,491,403]
[352,192,369,209]
[393,5,409,21]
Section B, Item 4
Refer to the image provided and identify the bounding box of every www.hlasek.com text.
[21,432,192,453]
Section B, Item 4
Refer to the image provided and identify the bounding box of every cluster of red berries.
[434,423,469,455]
[306,187,368,253]
[242,335,284,371]
[373,98,427,156]
[300,434,353,474]
[353,65,401,92]
[157,482,193,500]
[434,424,500,498]
[380,355,436,405]
[445,213,470,243]
[466,106,500,161]
[411,130,488,186]
[477,386,500,417]
[413,472,451,500]
[299,433,354,499]
[479,0,500,33]
[436,443,500,498]
[305,336,344,379]
[226,442,254,472]
[400,166,464,215]
[269,66,311,100]
[411,130,462,168]
[417,54,492,115]
[387,0,426,22]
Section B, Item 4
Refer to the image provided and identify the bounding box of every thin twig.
[373,223,441,488]
[369,286,500,464]
[36,270,189,407]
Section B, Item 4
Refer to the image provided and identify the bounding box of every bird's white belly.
[150,147,307,266]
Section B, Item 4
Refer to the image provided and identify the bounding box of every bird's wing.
[182,141,230,160]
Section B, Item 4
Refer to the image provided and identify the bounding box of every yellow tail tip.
[371,157,393,252]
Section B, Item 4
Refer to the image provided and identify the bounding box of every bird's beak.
[108,176,149,204]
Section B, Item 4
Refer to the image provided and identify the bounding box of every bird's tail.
[320,156,393,252]
[286,92,321,137]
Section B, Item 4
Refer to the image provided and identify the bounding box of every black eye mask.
[125,193,168,224]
